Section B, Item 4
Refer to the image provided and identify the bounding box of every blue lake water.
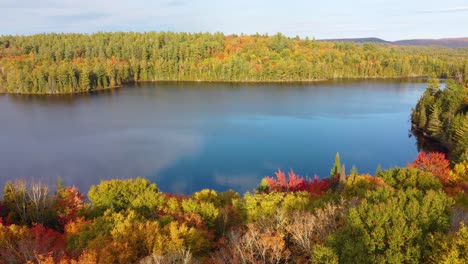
[0,79,427,194]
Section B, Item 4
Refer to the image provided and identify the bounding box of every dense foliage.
[1,32,468,94]
[411,79,468,163]
[0,152,466,263]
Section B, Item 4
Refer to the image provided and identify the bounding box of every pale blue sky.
[1,0,467,40]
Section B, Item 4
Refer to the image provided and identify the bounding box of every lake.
[0,79,428,194]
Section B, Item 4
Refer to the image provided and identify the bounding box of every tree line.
[0,32,467,94]
[0,152,466,263]
[412,78,468,163]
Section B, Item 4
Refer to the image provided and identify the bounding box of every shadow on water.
[410,128,450,158]
[6,87,123,106]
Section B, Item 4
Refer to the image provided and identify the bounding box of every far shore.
[0,75,430,95]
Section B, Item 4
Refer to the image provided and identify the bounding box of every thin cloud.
[420,6,468,13]
[0,0,52,8]
[166,0,188,7]
[50,12,111,23]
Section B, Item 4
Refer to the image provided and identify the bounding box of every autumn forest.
[0,32,467,94]
[1,31,468,264]
[0,151,467,263]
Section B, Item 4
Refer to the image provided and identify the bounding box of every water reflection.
[411,129,449,157]
[214,171,261,191]
[0,79,427,194]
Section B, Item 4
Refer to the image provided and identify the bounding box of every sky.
[0,0,467,40]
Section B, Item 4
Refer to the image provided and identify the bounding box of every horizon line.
[1,31,467,42]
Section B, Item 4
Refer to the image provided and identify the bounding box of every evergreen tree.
[375,164,383,177]
[330,152,341,177]
[427,74,440,95]
[338,164,346,191]
[79,64,91,91]
[427,105,443,139]
[418,104,427,128]
[412,80,468,162]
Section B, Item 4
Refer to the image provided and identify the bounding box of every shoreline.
[0,76,428,95]
[410,123,451,157]
[0,85,123,96]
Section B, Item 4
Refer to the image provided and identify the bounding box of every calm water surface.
[0,80,427,194]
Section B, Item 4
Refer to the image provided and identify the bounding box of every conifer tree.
[418,104,427,128]
[427,105,443,139]
[427,74,440,95]
[375,164,383,177]
[330,152,341,177]
[338,164,346,191]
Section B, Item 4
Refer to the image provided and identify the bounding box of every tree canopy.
[1,32,467,94]
[1,152,466,263]
[411,80,468,163]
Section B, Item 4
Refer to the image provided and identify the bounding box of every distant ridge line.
[317,37,468,48]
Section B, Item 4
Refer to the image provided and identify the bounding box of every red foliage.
[265,169,331,196]
[164,192,189,201]
[305,175,333,196]
[54,186,85,227]
[408,152,451,184]
[30,223,67,256]
[444,183,468,196]
[265,169,304,192]
[0,224,67,263]
[0,201,4,216]
[0,202,11,226]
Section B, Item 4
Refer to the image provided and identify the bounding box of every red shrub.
[265,169,331,196]
[265,169,306,192]
[408,152,451,184]
[305,175,333,196]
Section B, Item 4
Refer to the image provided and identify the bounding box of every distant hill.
[319,37,392,44]
[319,37,468,48]
[393,38,468,48]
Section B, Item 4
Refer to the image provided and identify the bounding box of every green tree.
[375,164,383,177]
[427,75,440,95]
[338,164,346,191]
[326,188,453,263]
[412,80,468,162]
[349,165,358,176]
[418,103,428,128]
[87,178,164,215]
[426,224,468,263]
[330,153,341,177]
[79,63,91,91]
[378,167,442,192]
[243,191,312,222]
[427,104,443,139]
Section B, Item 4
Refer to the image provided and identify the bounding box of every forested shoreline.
[0,152,466,263]
[1,32,467,94]
[1,32,467,263]
[411,78,468,163]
